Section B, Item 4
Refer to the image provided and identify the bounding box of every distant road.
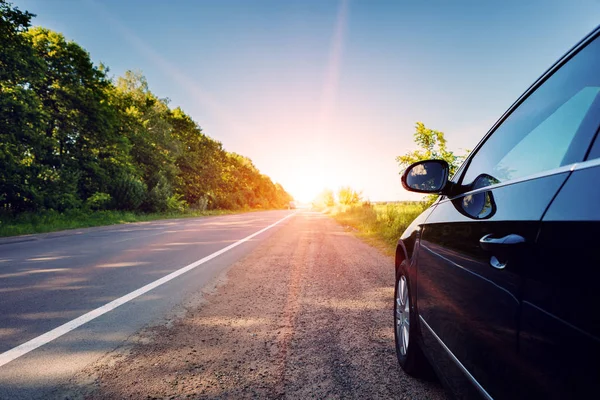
[0,210,296,399]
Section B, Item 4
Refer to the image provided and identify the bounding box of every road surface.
[0,210,446,399]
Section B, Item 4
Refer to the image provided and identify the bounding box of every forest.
[0,1,293,218]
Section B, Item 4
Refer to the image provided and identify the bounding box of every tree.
[396,122,468,177]
[111,71,179,211]
[25,27,124,210]
[338,186,362,205]
[0,1,294,215]
[314,189,335,208]
[0,1,44,212]
[169,107,221,207]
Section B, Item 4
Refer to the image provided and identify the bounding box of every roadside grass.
[330,202,428,256]
[0,208,245,238]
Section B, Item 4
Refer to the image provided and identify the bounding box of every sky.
[14,0,600,202]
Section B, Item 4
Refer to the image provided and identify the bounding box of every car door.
[416,29,600,399]
[518,137,600,398]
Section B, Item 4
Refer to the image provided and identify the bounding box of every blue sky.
[14,0,600,201]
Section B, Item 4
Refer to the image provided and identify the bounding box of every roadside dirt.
[70,211,447,399]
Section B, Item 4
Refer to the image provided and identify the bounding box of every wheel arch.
[395,239,408,277]
[395,237,422,339]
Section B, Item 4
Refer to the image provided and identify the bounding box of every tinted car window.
[586,125,600,160]
[461,36,600,187]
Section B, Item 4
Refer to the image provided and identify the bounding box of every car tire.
[394,260,434,379]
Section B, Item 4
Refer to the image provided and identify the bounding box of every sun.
[285,165,334,203]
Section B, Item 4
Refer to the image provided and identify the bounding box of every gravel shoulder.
[66,211,447,399]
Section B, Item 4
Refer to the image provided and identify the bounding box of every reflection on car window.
[462,36,600,187]
[497,87,600,178]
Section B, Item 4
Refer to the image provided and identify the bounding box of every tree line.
[0,1,292,215]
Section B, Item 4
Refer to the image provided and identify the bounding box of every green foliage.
[337,186,362,205]
[110,174,146,211]
[0,1,293,227]
[332,202,428,250]
[86,192,112,210]
[190,196,209,212]
[40,169,82,212]
[0,1,44,212]
[0,208,233,237]
[166,194,187,213]
[144,174,172,212]
[396,122,469,177]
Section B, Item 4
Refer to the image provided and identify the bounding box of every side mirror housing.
[401,160,450,194]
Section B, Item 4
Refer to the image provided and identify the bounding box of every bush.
[144,175,172,212]
[166,193,187,212]
[338,186,362,205]
[86,192,112,210]
[191,195,209,212]
[45,192,82,212]
[332,202,428,249]
[38,168,82,212]
[110,174,147,210]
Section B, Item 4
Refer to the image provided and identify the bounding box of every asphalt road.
[76,211,446,399]
[0,210,296,399]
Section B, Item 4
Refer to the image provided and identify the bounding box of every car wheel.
[394,261,434,378]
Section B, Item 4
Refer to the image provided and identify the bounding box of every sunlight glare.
[286,159,339,203]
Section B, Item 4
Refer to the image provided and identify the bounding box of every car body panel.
[518,163,600,399]
[415,173,567,399]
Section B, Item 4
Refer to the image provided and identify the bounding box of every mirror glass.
[451,174,498,219]
[404,161,447,192]
[453,190,496,219]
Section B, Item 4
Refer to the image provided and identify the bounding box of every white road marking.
[0,211,297,368]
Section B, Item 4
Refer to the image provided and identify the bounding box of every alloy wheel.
[396,275,410,356]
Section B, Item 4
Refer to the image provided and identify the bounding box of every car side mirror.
[401,160,450,194]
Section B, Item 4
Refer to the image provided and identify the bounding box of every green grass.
[331,202,428,255]
[0,209,242,238]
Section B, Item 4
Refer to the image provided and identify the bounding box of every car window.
[461,35,600,187]
[585,121,600,160]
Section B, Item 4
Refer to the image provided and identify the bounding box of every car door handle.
[479,233,526,251]
[480,234,526,269]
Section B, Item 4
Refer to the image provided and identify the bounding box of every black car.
[394,26,600,399]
